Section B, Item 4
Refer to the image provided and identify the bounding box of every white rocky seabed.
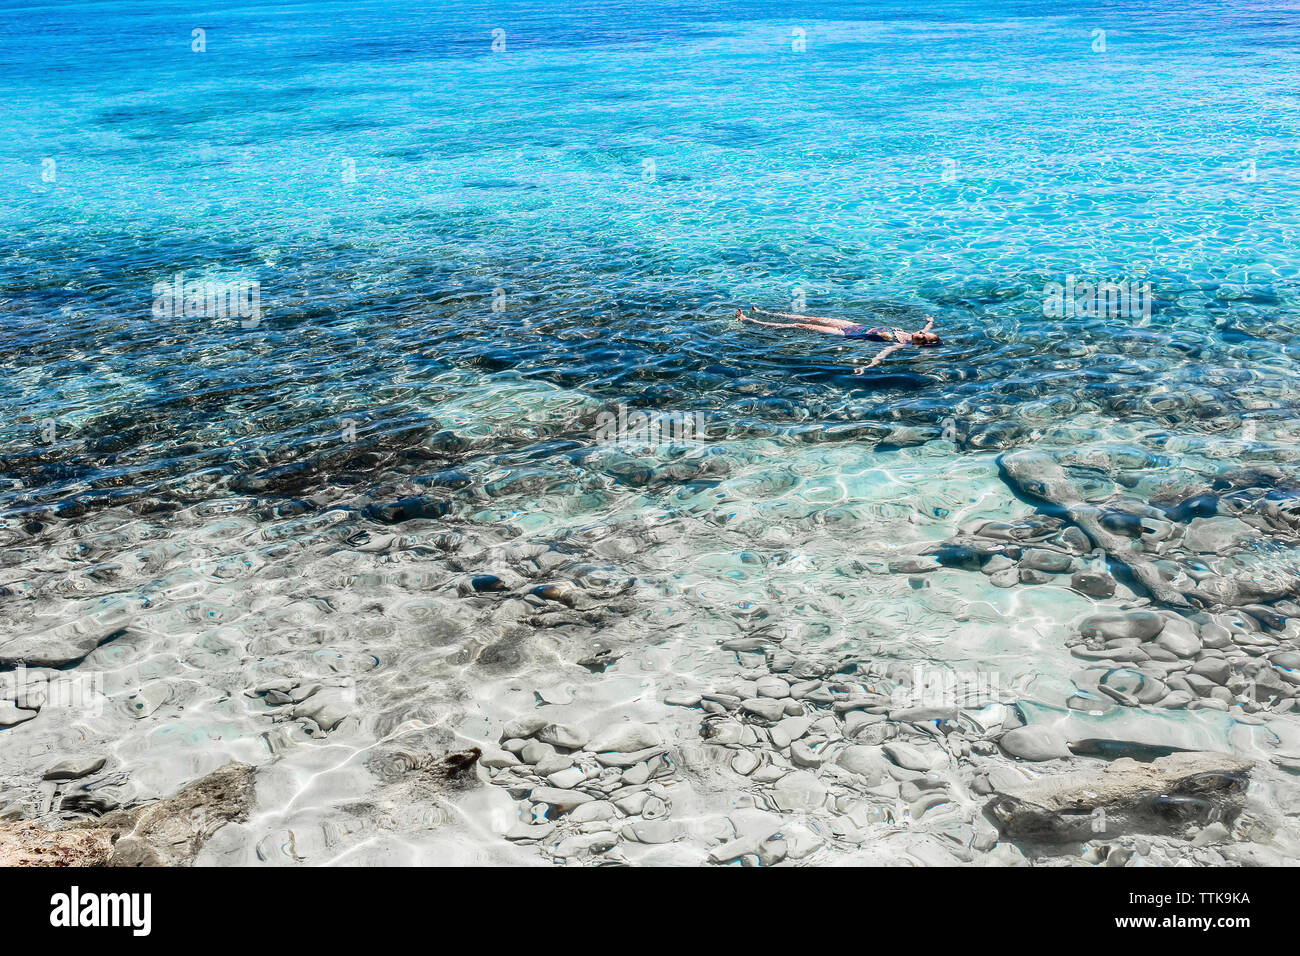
[3,380,1300,866]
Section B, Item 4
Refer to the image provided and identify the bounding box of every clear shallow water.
[4,0,1300,865]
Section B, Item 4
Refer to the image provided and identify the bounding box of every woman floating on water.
[736,304,942,370]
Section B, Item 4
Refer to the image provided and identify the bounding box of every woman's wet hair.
[913,330,942,345]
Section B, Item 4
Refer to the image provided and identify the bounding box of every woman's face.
[912,330,941,346]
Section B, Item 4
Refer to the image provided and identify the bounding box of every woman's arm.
[864,343,904,368]
[921,316,935,332]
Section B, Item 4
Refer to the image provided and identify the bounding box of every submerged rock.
[999,725,1071,761]
[529,786,595,814]
[1020,549,1073,573]
[536,723,589,750]
[0,701,37,726]
[998,449,1192,607]
[985,751,1251,843]
[770,770,827,812]
[1,762,258,867]
[0,821,115,867]
[0,609,133,668]
[587,723,660,754]
[1181,517,1254,555]
[42,757,107,781]
[1070,570,1117,598]
[91,762,258,866]
[1078,611,1165,642]
[366,748,481,789]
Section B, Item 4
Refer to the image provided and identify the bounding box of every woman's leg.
[752,305,860,331]
[739,311,847,336]
[739,310,802,329]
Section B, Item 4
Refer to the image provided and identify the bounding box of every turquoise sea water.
[4,0,1300,865]
[7,0,1300,472]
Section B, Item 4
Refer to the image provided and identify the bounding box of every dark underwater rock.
[999,449,1192,607]
[985,751,1251,843]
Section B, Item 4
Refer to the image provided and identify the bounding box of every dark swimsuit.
[844,325,898,341]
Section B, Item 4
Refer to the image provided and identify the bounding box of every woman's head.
[911,329,942,346]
